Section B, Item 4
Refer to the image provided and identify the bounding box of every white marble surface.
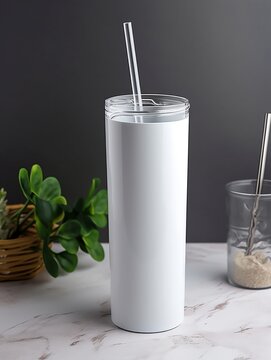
[1,243,271,360]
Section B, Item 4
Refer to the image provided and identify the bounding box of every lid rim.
[105,94,190,115]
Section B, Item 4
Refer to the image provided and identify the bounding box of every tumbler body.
[105,94,189,333]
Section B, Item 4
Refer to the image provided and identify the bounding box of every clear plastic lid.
[105,94,190,116]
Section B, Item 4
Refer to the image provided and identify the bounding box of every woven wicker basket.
[0,205,43,281]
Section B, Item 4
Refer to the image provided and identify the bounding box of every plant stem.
[15,199,30,227]
[19,219,35,234]
[50,225,60,236]
[10,208,35,238]
[18,208,34,228]
[10,200,30,219]
[9,200,31,238]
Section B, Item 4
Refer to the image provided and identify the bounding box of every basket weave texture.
[0,205,43,281]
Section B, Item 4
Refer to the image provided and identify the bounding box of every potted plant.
[0,164,108,280]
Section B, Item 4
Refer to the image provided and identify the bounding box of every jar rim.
[226,179,271,197]
[105,94,190,115]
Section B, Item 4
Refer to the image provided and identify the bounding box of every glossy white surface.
[105,116,189,332]
[1,243,271,360]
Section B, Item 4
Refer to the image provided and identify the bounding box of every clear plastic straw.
[123,22,143,122]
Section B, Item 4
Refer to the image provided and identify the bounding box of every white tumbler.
[105,94,189,333]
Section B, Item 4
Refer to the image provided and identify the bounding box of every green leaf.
[82,228,104,261]
[62,205,73,222]
[56,251,78,272]
[18,168,31,199]
[90,189,108,215]
[57,219,81,238]
[51,196,67,223]
[35,217,51,239]
[79,239,88,253]
[83,178,101,210]
[83,229,99,248]
[43,245,59,277]
[52,195,67,206]
[86,241,104,262]
[59,237,79,254]
[77,214,94,236]
[90,214,107,228]
[35,197,54,226]
[38,177,61,201]
[30,164,43,194]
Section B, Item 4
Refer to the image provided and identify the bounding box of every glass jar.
[226,179,271,289]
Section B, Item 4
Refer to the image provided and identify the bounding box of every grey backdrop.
[1,0,271,243]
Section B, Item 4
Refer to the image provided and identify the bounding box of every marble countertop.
[1,243,271,360]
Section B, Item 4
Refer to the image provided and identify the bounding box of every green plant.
[1,164,108,277]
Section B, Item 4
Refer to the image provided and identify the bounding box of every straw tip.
[123,21,132,27]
